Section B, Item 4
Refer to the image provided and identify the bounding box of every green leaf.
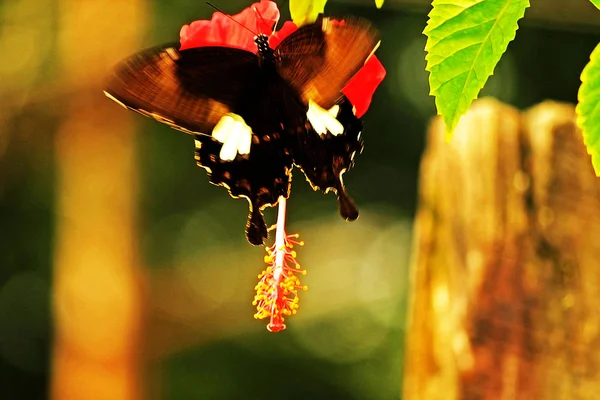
[375,0,384,8]
[577,43,600,176]
[424,0,529,140]
[290,0,327,26]
[591,0,600,11]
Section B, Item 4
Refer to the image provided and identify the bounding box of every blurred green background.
[0,0,599,399]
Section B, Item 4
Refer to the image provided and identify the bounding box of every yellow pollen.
[252,230,307,332]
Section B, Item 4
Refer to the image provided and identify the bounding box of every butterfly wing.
[275,19,374,221]
[195,133,292,246]
[291,97,363,221]
[275,17,379,110]
[104,45,260,135]
[106,45,298,245]
[189,69,304,246]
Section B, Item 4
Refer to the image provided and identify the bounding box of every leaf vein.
[449,1,513,119]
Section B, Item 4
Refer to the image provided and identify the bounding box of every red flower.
[178,4,385,332]
[268,20,298,49]
[180,5,385,117]
[179,0,279,52]
[342,55,386,118]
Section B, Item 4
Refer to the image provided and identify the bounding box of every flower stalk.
[252,196,306,332]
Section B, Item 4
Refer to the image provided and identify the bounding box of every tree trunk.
[403,98,600,400]
[51,1,148,399]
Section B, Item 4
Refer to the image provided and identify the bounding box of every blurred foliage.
[289,0,327,25]
[0,0,599,399]
[577,43,600,176]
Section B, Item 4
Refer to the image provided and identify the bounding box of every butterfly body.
[105,16,380,245]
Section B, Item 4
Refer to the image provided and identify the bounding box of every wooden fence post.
[403,99,600,400]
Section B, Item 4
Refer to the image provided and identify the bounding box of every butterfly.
[104,12,381,245]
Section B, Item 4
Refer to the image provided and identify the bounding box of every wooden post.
[52,1,147,400]
[403,99,600,400]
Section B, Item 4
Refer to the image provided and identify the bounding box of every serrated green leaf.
[375,0,384,8]
[424,0,529,140]
[591,0,600,11]
[290,0,327,26]
[577,43,600,176]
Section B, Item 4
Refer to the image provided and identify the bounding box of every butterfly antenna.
[206,2,258,36]
[271,0,289,35]
[252,6,273,36]
[271,13,280,36]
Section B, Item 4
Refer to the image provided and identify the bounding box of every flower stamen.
[252,196,306,332]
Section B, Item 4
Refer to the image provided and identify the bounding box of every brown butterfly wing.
[104,45,260,135]
[105,45,296,245]
[275,17,379,109]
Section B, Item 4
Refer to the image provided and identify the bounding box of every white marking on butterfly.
[212,113,253,161]
[306,100,343,137]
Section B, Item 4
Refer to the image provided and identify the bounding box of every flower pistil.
[252,197,307,332]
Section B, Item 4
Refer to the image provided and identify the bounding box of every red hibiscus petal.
[269,21,298,49]
[180,20,223,50]
[342,55,386,118]
[180,0,280,52]
[245,0,280,34]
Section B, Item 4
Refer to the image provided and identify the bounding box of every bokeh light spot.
[396,37,435,117]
